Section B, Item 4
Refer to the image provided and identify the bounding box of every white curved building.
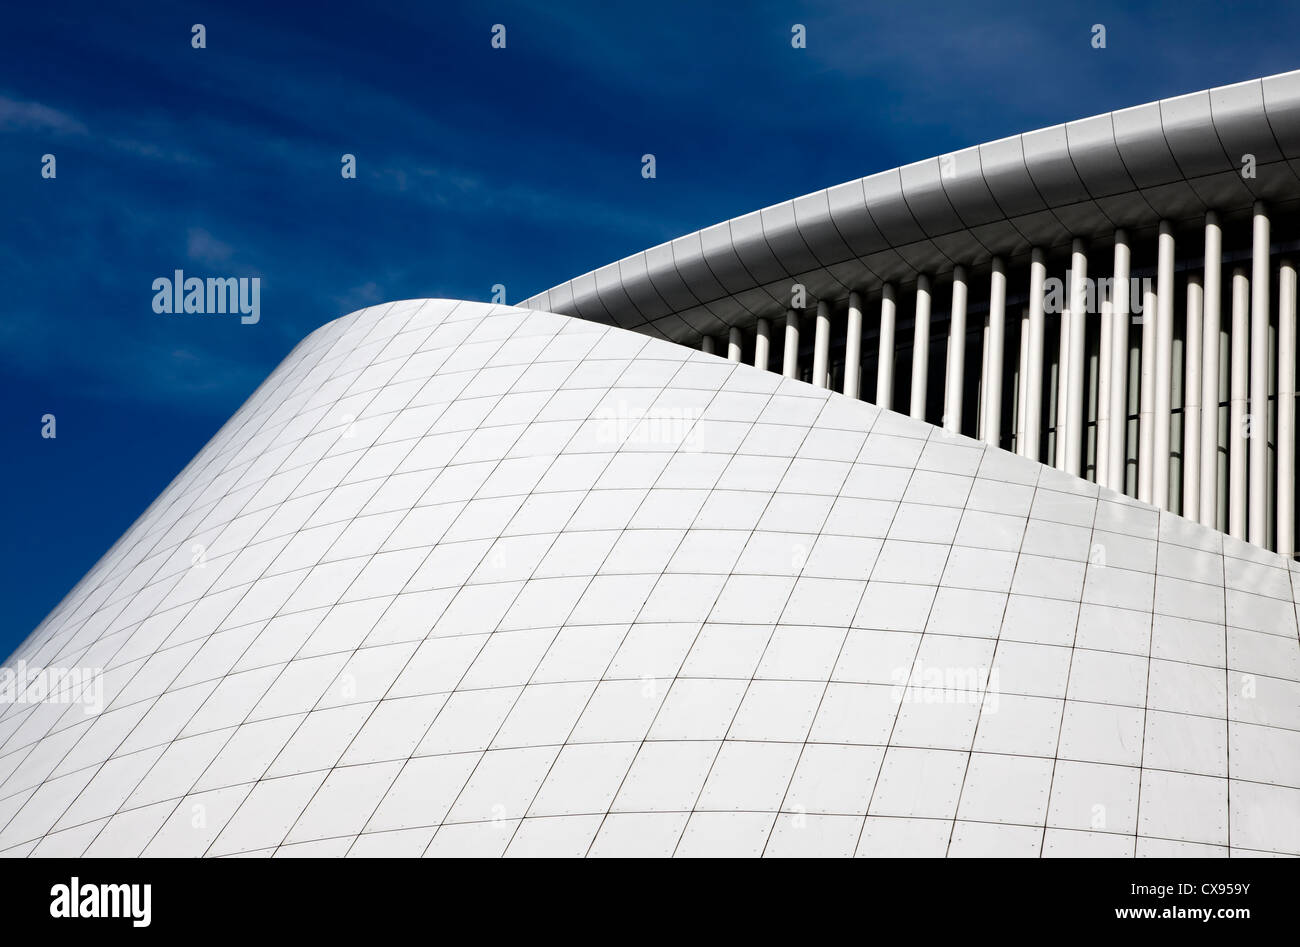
[526,69,1300,556]
[4,73,1300,858]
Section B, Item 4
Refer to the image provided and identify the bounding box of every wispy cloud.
[186,227,234,265]
[0,94,88,135]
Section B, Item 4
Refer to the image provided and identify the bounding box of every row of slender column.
[696,202,1297,557]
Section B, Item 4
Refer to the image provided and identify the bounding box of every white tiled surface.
[2,298,1299,858]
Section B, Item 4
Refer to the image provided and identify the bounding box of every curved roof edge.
[522,71,1300,343]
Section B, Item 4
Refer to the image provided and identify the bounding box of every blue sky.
[2,0,1296,654]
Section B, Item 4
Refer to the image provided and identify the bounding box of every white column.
[1200,212,1222,528]
[945,266,968,435]
[701,335,715,356]
[1017,310,1030,453]
[1139,285,1157,505]
[1153,221,1175,510]
[754,317,771,372]
[1024,250,1047,461]
[1278,260,1296,558]
[985,257,1007,446]
[844,292,863,399]
[783,309,799,379]
[1064,239,1088,476]
[1108,231,1131,491]
[1184,276,1203,521]
[1056,307,1069,470]
[910,274,932,420]
[812,300,831,388]
[1250,203,1271,545]
[1230,268,1250,540]
[877,285,896,409]
[1098,300,1113,489]
[727,326,743,363]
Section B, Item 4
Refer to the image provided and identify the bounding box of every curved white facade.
[526,70,1300,559]
[2,299,1299,858]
